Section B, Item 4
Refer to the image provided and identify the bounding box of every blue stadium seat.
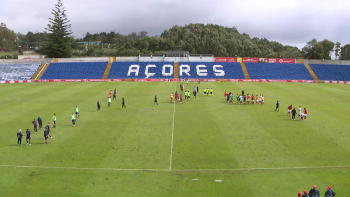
[41,62,107,79]
[245,63,314,80]
[309,64,350,81]
[178,62,245,79]
[0,64,40,81]
[107,62,174,79]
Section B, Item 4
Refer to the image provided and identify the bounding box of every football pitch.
[0,81,350,196]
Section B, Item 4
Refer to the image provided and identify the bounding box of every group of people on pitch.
[225,90,264,105]
[298,185,336,197]
[103,88,126,110]
[285,104,308,121]
[16,114,55,146]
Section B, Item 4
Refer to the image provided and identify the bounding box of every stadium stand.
[309,64,350,81]
[107,62,174,79]
[0,64,40,81]
[178,62,245,79]
[40,62,108,79]
[245,63,314,80]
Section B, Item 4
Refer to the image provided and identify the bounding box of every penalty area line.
[169,85,176,171]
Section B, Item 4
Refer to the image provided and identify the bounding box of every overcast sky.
[1,0,350,49]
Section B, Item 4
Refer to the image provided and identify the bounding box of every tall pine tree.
[44,0,72,58]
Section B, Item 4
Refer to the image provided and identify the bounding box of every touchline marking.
[1,165,350,172]
[169,85,176,171]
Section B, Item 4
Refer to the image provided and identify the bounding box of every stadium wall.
[304,59,350,65]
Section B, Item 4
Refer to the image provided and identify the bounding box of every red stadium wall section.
[1,79,350,84]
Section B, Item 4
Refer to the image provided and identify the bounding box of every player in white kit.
[298,106,302,118]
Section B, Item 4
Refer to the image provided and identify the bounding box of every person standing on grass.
[108,97,111,107]
[308,185,320,197]
[303,108,308,121]
[206,88,209,96]
[187,91,191,100]
[154,95,158,105]
[109,90,112,98]
[113,88,117,100]
[17,129,23,146]
[252,94,255,105]
[71,113,76,127]
[239,94,243,105]
[301,191,308,197]
[210,88,213,96]
[230,93,234,104]
[275,101,279,112]
[53,113,56,128]
[291,108,297,120]
[196,85,199,93]
[32,119,38,134]
[298,192,302,197]
[298,106,302,118]
[44,128,49,144]
[242,90,244,95]
[122,98,126,108]
[243,95,247,105]
[193,89,197,99]
[324,186,335,197]
[97,101,101,111]
[224,91,228,101]
[45,122,52,138]
[287,104,293,116]
[180,93,182,103]
[247,94,251,104]
[261,95,265,105]
[25,129,31,146]
[256,95,259,105]
[259,94,262,104]
[75,105,81,118]
[38,116,42,130]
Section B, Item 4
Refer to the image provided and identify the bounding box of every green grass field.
[0,82,350,197]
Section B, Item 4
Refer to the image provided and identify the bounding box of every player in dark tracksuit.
[113,88,117,100]
[122,98,126,108]
[325,186,335,197]
[97,101,101,111]
[17,130,23,146]
[154,95,158,105]
[291,108,297,120]
[275,101,280,112]
[308,186,320,197]
[38,116,42,130]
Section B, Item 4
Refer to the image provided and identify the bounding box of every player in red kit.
[224,91,228,101]
[303,108,307,121]
[109,90,112,98]
[252,94,255,105]
[287,105,292,116]
[247,94,251,104]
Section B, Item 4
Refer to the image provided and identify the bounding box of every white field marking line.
[0,91,41,106]
[331,97,336,102]
[1,165,350,172]
[343,171,350,177]
[0,97,20,106]
[35,63,48,80]
[169,85,176,171]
